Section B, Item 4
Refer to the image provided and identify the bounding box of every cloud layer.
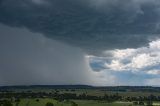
[0,24,117,86]
[0,0,160,54]
[89,39,160,85]
[0,0,160,86]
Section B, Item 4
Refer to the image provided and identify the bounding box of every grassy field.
[72,100,132,106]
[12,98,132,106]
[11,98,160,106]
[2,87,160,106]
[1,96,160,106]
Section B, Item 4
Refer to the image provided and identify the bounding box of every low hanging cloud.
[0,23,117,86]
[0,0,160,54]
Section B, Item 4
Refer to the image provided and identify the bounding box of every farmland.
[1,85,160,106]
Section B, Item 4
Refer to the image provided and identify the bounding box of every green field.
[11,98,132,106]
[10,98,160,106]
[1,86,160,106]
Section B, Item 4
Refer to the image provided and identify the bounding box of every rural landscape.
[1,0,160,106]
[0,85,160,106]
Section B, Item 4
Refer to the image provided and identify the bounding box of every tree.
[15,98,21,106]
[3,101,13,106]
[45,102,54,106]
[71,102,78,106]
[146,100,153,106]
[15,98,21,103]
[36,99,39,102]
[16,102,19,106]
[146,95,153,106]
[139,101,144,105]
[133,101,138,105]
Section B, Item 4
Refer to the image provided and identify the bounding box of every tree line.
[0,91,159,102]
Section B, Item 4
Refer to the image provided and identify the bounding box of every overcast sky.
[0,0,160,86]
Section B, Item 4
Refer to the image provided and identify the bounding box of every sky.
[0,0,160,86]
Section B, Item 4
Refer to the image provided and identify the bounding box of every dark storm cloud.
[0,23,113,86]
[0,0,160,53]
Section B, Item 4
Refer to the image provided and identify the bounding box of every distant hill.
[0,85,160,92]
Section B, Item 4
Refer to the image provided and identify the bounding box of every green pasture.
[12,98,132,106]
[11,98,160,106]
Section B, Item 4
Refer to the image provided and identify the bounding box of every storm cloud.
[1,0,160,86]
[0,24,117,86]
[0,0,160,54]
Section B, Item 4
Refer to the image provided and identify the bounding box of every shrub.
[45,102,54,106]
[3,101,13,106]
[71,102,78,106]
